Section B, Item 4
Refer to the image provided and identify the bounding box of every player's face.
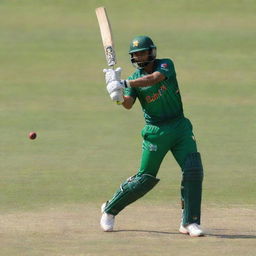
[132,50,150,62]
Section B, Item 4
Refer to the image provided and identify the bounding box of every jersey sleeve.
[155,59,176,79]
[124,87,137,98]
[124,75,138,98]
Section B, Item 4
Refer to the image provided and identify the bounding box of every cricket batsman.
[101,36,205,237]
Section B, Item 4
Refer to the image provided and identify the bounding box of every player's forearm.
[122,96,134,109]
[129,74,156,87]
[129,72,165,88]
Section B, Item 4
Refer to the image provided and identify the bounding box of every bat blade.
[95,7,116,67]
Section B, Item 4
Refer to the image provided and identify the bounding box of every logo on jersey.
[145,85,167,103]
[160,63,169,71]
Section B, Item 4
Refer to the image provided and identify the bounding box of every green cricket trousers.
[104,116,204,225]
[139,117,197,176]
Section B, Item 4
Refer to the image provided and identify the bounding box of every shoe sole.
[179,227,205,237]
[179,226,189,234]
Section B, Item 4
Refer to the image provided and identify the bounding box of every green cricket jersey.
[124,58,184,124]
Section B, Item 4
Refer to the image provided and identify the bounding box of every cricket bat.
[95,6,116,67]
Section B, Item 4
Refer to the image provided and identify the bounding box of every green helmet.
[129,35,156,54]
[129,36,157,68]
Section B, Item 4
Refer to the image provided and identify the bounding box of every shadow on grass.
[206,228,256,239]
[113,229,256,239]
[113,230,181,235]
[207,234,256,239]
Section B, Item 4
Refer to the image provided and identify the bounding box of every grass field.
[0,0,255,255]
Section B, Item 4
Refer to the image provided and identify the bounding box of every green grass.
[0,0,255,214]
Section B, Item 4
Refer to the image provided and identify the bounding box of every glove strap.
[123,80,131,88]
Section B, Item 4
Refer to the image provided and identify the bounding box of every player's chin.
[132,61,148,69]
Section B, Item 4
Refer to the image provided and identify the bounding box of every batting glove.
[106,80,123,94]
[103,67,122,84]
[110,89,124,104]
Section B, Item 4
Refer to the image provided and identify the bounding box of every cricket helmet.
[129,35,157,68]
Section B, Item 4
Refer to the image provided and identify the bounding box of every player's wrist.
[121,80,131,88]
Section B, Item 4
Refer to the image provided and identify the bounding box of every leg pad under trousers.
[104,174,160,215]
[181,152,204,225]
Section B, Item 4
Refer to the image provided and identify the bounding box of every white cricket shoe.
[100,202,115,232]
[179,223,205,237]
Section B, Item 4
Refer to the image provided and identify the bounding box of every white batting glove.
[107,80,123,94]
[103,67,122,84]
[110,89,124,104]
[106,80,124,104]
[106,80,130,95]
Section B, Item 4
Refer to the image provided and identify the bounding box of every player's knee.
[182,152,204,181]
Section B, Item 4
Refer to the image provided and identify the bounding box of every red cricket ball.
[29,132,37,140]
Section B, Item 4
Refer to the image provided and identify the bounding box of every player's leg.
[101,125,170,231]
[171,118,204,235]
[101,128,169,231]
[100,172,160,231]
